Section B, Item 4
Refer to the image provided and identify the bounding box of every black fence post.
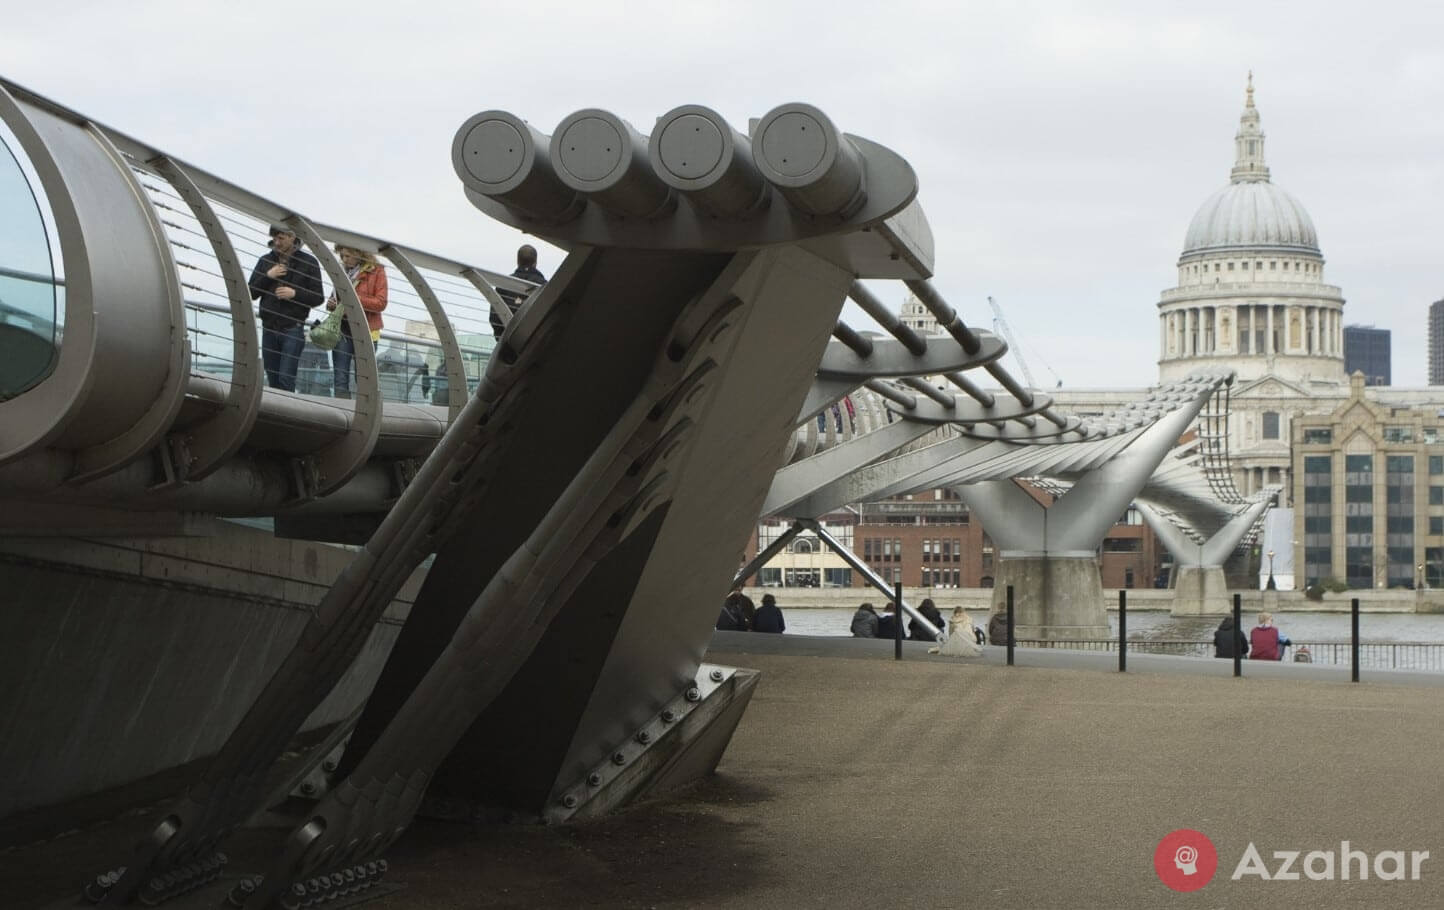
[1233,593,1242,678]
[1351,597,1360,683]
[1118,589,1127,673]
[893,582,903,661]
[1006,585,1015,667]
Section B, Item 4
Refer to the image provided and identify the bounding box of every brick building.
[746,483,1165,591]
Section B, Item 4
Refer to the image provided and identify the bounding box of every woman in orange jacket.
[327,245,388,398]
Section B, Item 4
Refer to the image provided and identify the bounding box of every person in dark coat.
[876,602,900,639]
[249,223,324,392]
[716,584,753,631]
[1214,615,1249,659]
[987,609,1010,646]
[910,598,944,642]
[490,244,547,338]
[850,603,879,637]
[753,593,785,633]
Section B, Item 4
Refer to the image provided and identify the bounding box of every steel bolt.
[376,860,388,875]
[661,710,677,723]
[294,882,310,897]
[562,794,579,808]
[322,759,338,773]
[300,780,317,795]
[611,751,627,766]
[635,730,652,745]
[709,669,724,682]
[685,687,701,702]
[587,772,603,786]
[330,873,346,889]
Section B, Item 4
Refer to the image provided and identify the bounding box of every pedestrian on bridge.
[250,223,324,392]
[491,244,547,339]
[753,593,785,633]
[327,245,388,399]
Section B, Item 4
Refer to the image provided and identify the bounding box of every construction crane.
[987,296,1063,389]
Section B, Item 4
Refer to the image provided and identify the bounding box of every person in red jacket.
[327,245,388,398]
[1249,611,1291,660]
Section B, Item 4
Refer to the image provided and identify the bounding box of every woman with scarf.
[326,245,388,398]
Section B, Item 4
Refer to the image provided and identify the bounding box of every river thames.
[774,607,1444,669]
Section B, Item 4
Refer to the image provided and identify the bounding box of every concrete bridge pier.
[1136,498,1272,616]
[960,394,1215,639]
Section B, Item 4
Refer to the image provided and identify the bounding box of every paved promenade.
[6,635,1444,908]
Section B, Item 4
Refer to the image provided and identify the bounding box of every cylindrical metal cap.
[648,105,767,218]
[452,110,580,223]
[551,109,674,219]
[752,103,866,217]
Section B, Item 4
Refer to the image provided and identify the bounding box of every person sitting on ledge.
[876,602,900,639]
[1249,611,1291,660]
[910,598,944,642]
[987,609,1010,646]
[1213,615,1249,659]
[752,593,785,633]
[930,607,985,657]
[850,602,879,638]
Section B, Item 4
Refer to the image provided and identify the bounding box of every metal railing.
[1011,638,1444,672]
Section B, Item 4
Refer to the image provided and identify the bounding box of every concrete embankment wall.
[0,524,421,820]
[742,586,1444,614]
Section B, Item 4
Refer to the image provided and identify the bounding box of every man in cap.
[249,222,324,391]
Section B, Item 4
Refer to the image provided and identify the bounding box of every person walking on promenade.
[249,223,323,391]
[753,593,785,633]
[326,245,388,398]
[930,607,984,657]
[1249,611,1291,660]
[490,243,547,338]
[910,598,944,642]
[850,602,879,638]
[1214,614,1249,659]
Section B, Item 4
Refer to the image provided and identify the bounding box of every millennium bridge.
[0,77,1272,907]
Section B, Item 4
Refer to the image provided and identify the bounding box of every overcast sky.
[3,1,1440,387]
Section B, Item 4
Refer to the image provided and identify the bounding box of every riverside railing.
[1010,638,1444,672]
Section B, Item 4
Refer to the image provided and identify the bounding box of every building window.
[1432,487,1444,506]
[1431,517,1444,536]
[1270,261,1277,270]
[920,568,931,587]
[1125,568,1135,588]
[1432,455,1444,475]
[1383,426,1415,443]
[1261,412,1280,440]
[1303,428,1332,444]
[1103,538,1143,553]
[823,568,852,588]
